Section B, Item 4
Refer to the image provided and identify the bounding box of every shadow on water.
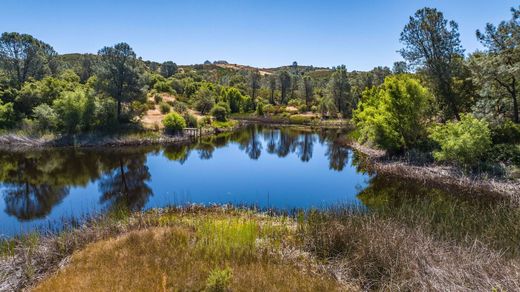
[1,125,518,249]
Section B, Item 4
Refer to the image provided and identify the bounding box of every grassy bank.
[349,141,520,201]
[0,121,242,149]
[2,205,519,291]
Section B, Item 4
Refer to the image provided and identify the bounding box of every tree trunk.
[117,100,122,121]
[513,84,519,123]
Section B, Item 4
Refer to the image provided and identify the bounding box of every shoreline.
[349,142,520,203]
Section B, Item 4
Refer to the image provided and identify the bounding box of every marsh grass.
[298,207,520,291]
[31,207,342,291]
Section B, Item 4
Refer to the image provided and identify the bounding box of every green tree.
[160,61,178,78]
[0,101,15,128]
[353,75,432,153]
[97,43,143,121]
[303,75,314,110]
[279,70,291,105]
[268,74,277,105]
[0,32,57,86]
[328,65,352,117]
[249,70,261,106]
[400,8,465,120]
[474,6,520,123]
[429,113,492,168]
[224,87,243,113]
[194,86,215,114]
[52,90,86,133]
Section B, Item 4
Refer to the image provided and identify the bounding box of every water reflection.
[7,125,512,239]
[0,126,354,225]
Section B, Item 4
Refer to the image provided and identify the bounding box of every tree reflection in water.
[0,126,354,222]
[98,153,153,212]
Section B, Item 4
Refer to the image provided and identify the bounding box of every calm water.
[0,125,508,238]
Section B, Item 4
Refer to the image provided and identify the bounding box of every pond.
[0,125,513,239]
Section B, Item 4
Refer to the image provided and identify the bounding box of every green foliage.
[205,267,233,292]
[491,120,520,144]
[224,87,243,113]
[488,144,520,166]
[183,113,198,128]
[97,42,143,121]
[327,65,353,116]
[354,75,431,153]
[400,8,465,120]
[241,96,255,112]
[0,32,57,85]
[162,111,186,133]
[16,76,76,115]
[52,90,86,133]
[32,104,58,131]
[172,100,188,113]
[210,103,229,122]
[195,86,216,114]
[153,80,173,93]
[429,114,492,168]
[159,102,171,114]
[160,61,178,78]
[0,101,16,128]
[256,102,264,116]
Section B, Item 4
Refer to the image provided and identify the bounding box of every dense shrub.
[256,102,264,116]
[241,96,255,112]
[183,113,198,128]
[0,102,16,128]
[491,121,520,144]
[353,75,432,153]
[194,87,215,114]
[210,104,229,122]
[159,102,171,114]
[52,90,86,133]
[162,111,186,133]
[171,100,188,113]
[32,104,58,131]
[429,114,492,169]
[153,80,173,93]
[224,87,244,113]
[487,144,520,166]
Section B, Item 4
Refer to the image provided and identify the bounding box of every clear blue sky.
[1,0,517,70]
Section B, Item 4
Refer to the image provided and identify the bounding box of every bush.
[224,87,244,113]
[32,104,58,131]
[256,102,264,116]
[159,102,171,114]
[205,267,232,292]
[53,90,86,134]
[154,94,162,104]
[429,114,492,169]
[353,75,432,153]
[487,144,520,166]
[183,113,198,128]
[210,104,229,122]
[153,80,173,93]
[491,121,520,144]
[171,100,188,113]
[162,111,186,133]
[0,102,16,129]
[288,99,302,108]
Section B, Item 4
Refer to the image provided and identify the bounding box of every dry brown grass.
[300,212,520,291]
[33,217,343,291]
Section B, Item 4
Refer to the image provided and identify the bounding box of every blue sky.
[1,0,517,70]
